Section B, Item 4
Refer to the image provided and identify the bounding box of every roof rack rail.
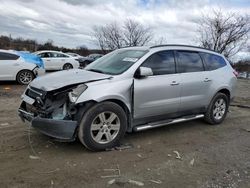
[150,44,218,53]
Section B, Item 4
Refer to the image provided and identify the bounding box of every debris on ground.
[101,165,121,178]
[128,179,144,186]
[29,155,40,160]
[106,143,133,151]
[108,177,127,186]
[149,179,162,184]
[108,177,144,187]
[34,168,60,174]
[107,178,116,185]
[3,87,11,90]
[244,128,250,132]
[190,158,195,166]
[137,153,143,158]
[167,154,172,157]
[173,151,181,159]
[0,122,9,126]
[115,143,133,151]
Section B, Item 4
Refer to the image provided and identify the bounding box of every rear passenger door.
[134,50,181,121]
[176,50,212,112]
[54,52,70,68]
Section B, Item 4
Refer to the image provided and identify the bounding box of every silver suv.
[18,45,237,151]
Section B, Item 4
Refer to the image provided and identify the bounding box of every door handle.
[13,63,20,66]
[204,78,212,82]
[170,81,179,86]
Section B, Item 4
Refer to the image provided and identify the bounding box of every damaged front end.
[18,85,84,141]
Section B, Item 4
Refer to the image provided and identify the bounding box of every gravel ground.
[0,79,249,188]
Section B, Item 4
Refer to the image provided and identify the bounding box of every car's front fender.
[75,78,133,112]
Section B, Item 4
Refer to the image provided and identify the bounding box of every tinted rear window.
[200,53,227,71]
[0,52,19,60]
[176,51,204,73]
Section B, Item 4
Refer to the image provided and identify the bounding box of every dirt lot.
[0,79,250,188]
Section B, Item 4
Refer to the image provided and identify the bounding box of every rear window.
[0,52,19,60]
[200,53,227,71]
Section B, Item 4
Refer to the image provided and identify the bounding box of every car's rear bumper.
[18,108,77,141]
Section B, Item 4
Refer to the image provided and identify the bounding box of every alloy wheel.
[90,111,120,144]
[213,98,226,120]
[19,71,33,84]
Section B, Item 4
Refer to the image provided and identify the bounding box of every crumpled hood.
[30,69,111,91]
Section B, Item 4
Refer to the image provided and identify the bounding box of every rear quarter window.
[0,52,19,60]
[200,53,227,71]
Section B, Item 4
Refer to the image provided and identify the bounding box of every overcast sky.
[0,0,249,54]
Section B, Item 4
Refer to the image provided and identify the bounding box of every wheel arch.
[217,88,230,100]
[75,98,133,132]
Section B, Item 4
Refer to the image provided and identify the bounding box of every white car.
[34,51,80,71]
[66,52,83,58]
[0,50,45,84]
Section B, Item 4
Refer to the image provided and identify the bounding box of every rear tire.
[78,102,127,151]
[204,93,229,125]
[16,70,34,85]
[63,63,73,70]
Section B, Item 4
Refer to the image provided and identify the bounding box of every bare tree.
[197,9,250,58]
[93,26,107,52]
[123,19,153,47]
[93,19,153,50]
[151,36,167,46]
[103,22,123,50]
[93,22,123,51]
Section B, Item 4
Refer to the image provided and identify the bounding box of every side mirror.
[137,67,153,77]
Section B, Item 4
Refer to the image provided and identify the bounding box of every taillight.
[233,69,238,77]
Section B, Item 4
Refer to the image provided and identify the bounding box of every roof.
[0,49,18,55]
[150,44,218,53]
[34,50,65,54]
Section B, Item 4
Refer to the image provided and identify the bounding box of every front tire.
[204,93,229,125]
[78,102,127,151]
[16,70,34,85]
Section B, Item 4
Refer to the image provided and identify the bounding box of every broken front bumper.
[18,106,77,141]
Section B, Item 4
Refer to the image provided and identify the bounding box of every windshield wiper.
[87,69,106,74]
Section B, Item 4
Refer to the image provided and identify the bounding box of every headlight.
[69,84,87,103]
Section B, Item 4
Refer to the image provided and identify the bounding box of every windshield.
[85,49,148,75]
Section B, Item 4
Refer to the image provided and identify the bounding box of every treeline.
[233,60,250,73]
[0,35,103,56]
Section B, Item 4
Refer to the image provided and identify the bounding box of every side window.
[142,51,175,75]
[53,53,68,58]
[200,53,227,71]
[39,53,50,58]
[0,52,19,60]
[176,51,204,73]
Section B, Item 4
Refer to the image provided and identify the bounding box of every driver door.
[133,50,181,122]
